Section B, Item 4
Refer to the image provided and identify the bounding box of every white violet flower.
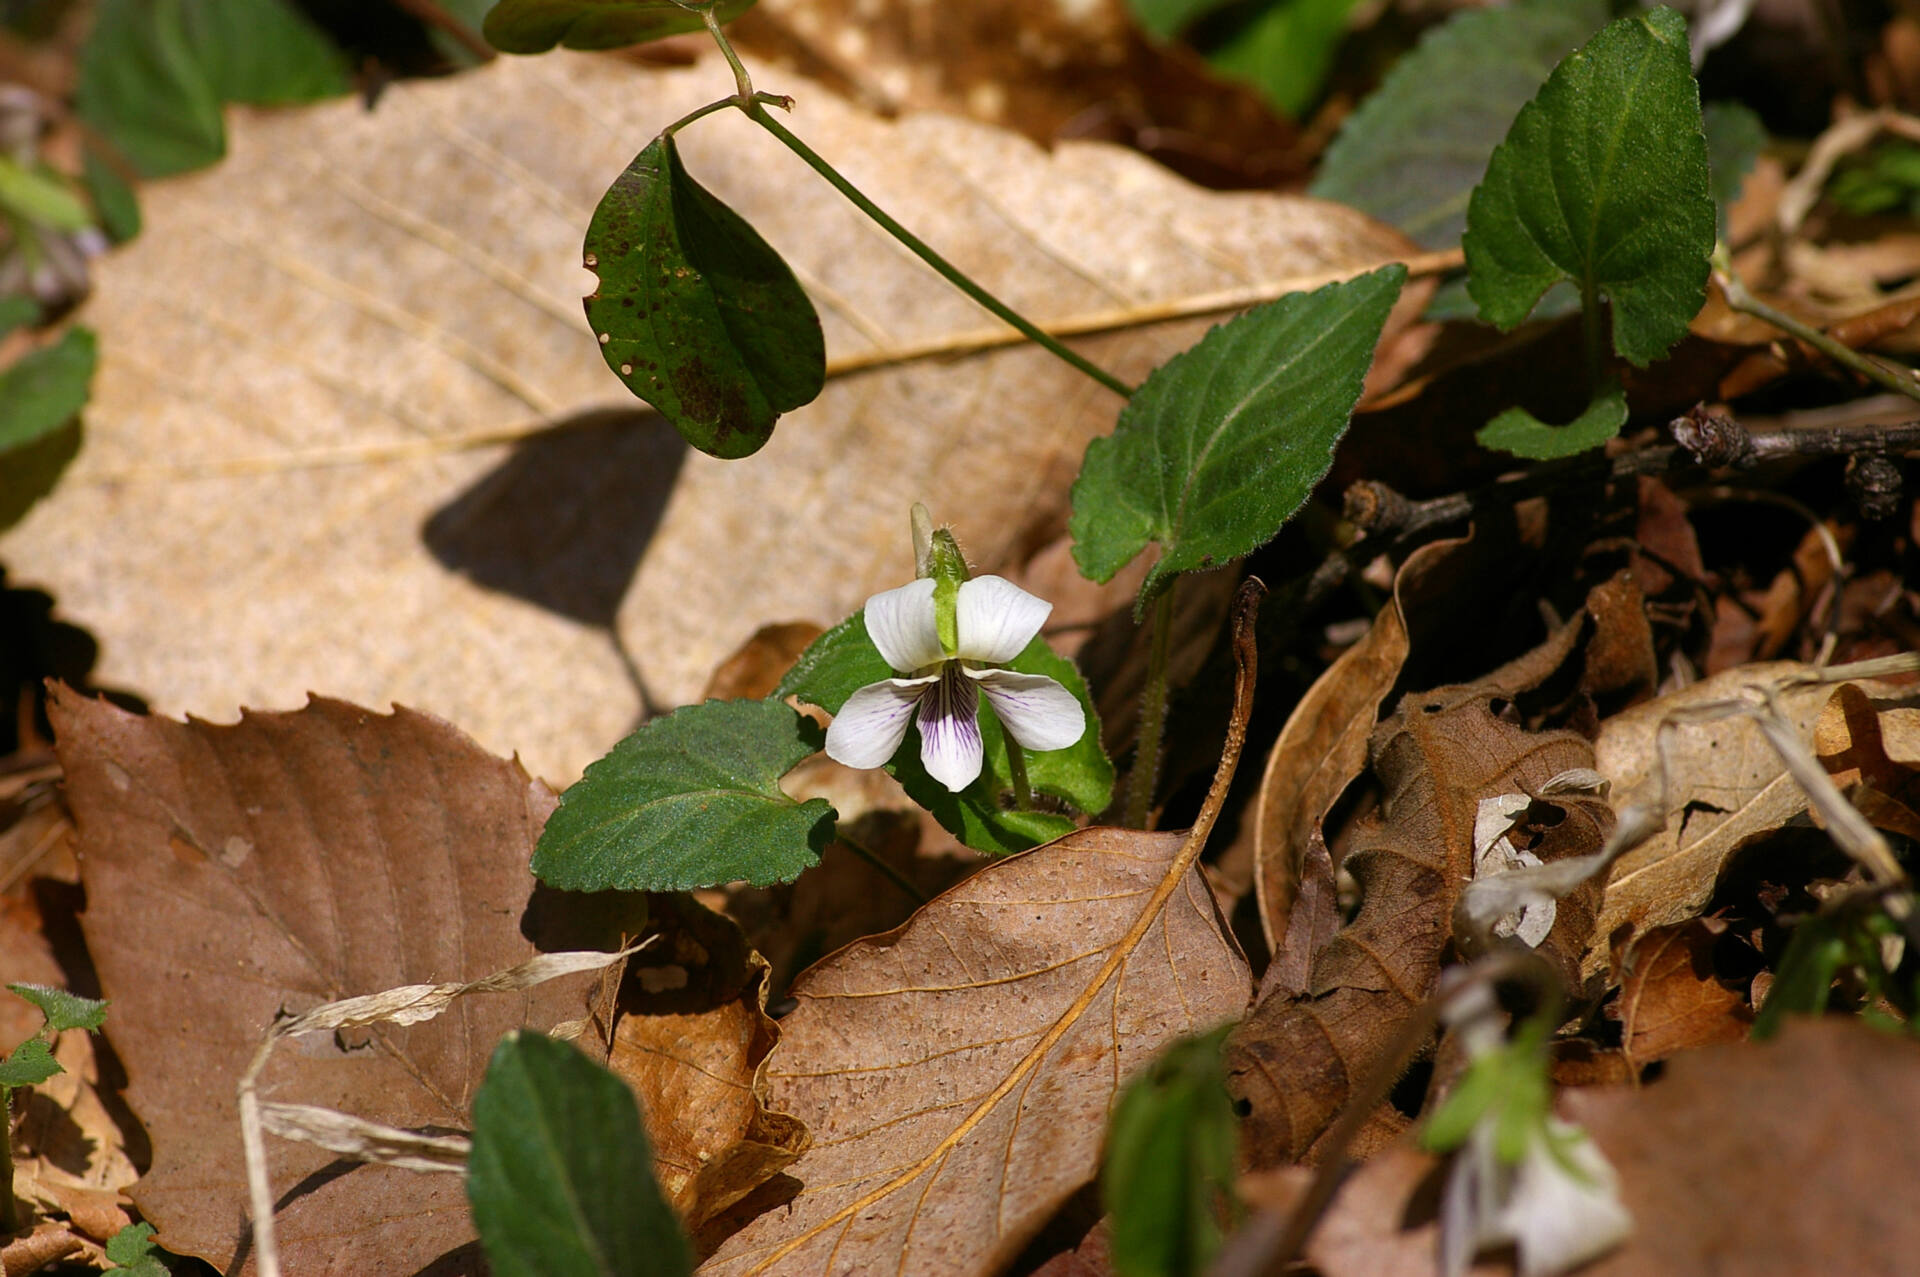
[824,574,1086,792]
[1443,1115,1633,1277]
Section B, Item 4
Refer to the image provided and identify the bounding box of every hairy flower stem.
[1125,587,1176,829]
[1,1088,17,1234]
[1005,737,1034,810]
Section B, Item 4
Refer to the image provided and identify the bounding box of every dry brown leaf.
[1607,920,1750,1070]
[729,0,1299,186]
[0,1220,90,1273]
[1227,626,1610,1167]
[1588,662,1919,973]
[698,824,1249,1276]
[1570,1018,1920,1276]
[1816,680,1920,839]
[1250,537,1470,949]
[48,688,607,1276]
[1299,1142,1506,1277]
[0,51,1424,783]
[9,1027,137,1244]
[608,894,807,1233]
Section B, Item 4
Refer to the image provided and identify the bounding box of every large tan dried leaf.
[0,52,1422,783]
[47,687,606,1276]
[1589,662,1920,972]
[1607,920,1750,1070]
[699,824,1249,1276]
[608,894,807,1233]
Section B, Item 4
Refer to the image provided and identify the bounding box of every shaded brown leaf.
[1227,631,1610,1166]
[1299,1142,1505,1277]
[0,52,1425,783]
[48,688,602,1275]
[1251,537,1468,950]
[1572,1018,1920,1276]
[698,824,1250,1276]
[609,894,807,1234]
[1608,920,1750,1070]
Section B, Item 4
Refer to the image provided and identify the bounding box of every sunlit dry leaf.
[608,894,807,1232]
[699,825,1249,1276]
[48,688,605,1275]
[1589,663,1920,975]
[0,52,1421,783]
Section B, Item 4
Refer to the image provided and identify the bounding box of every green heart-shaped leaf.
[583,133,824,459]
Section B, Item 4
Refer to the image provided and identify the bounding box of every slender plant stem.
[1716,262,1920,403]
[1580,277,1606,393]
[0,1087,18,1234]
[1124,586,1177,829]
[664,91,790,138]
[746,104,1136,398]
[702,7,756,101]
[837,830,927,904]
[1006,741,1034,811]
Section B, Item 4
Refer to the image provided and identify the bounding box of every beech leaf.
[532,698,835,891]
[584,133,825,459]
[1069,264,1404,603]
[1476,381,1629,460]
[483,0,758,53]
[1310,0,1608,249]
[468,1031,693,1277]
[700,824,1249,1276]
[1463,6,1714,366]
[777,612,1112,854]
[47,688,611,1274]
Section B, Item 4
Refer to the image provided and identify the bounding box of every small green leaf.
[1103,1026,1240,1277]
[1753,914,1851,1040]
[0,327,97,453]
[179,0,351,105]
[1476,380,1628,460]
[1311,0,1609,249]
[1125,0,1227,41]
[0,158,92,232]
[1203,0,1364,120]
[77,0,225,178]
[8,982,108,1033]
[1069,265,1405,604]
[0,296,39,341]
[583,133,824,459]
[75,0,350,179]
[1463,6,1715,367]
[779,612,1113,855]
[1704,100,1767,234]
[83,149,142,243]
[483,0,758,54]
[468,1032,693,1277]
[104,1222,171,1275]
[531,698,835,891]
[0,1037,60,1088]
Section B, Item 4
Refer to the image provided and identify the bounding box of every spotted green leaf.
[583,134,824,459]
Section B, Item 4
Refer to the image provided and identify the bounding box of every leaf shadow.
[422,408,686,631]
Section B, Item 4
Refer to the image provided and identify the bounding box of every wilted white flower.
[824,574,1085,792]
[1443,1114,1633,1277]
